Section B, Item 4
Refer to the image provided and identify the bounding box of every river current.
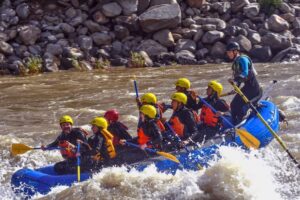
[0,64,299,200]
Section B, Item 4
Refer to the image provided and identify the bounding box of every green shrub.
[25,56,43,74]
[259,0,282,15]
[129,52,145,68]
[94,59,110,69]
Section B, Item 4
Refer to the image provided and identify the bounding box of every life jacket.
[200,105,219,127]
[137,127,150,146]
[101,129,117,159]
[59,141,76,159]
[169,116,184,138]
[232,55,257,82]
[156,120,166,132]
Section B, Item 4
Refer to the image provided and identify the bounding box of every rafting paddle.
[125,141,180,164]
[229,81,300,169]
[133,76,139,98]
[76,142,81,182]
[11,143,60,156]
[198,96,261,149]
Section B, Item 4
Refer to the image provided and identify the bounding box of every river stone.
[117,0,138,15]
[136,39,168,57]
[128,51,153,67]
[60,23,75,34]
[250,46,272,62]
[202,24,217,31]
[202,30,224,44]
[279,2,294,14]
[153,29,175,47]
[211,2,231,14]
[43,53,59,72]
[0,40,13,55]
[93,11,109,24]
[62,47,84,59]
[84,20,109,33]
[16,3,30,19]
[114,25,130,40]
[150,0,177,6]
[111,41,123,55]
[210,41,226,59]
[18,25,41,45]
[139,4,181,33]
[193,29,204,42]
[65,7,77,19]
[92,32,112,46]
[194,17,226,30]
[248,32,261,45]
[262,33,292,52]
[138,0,150,14]
[175,50,198,65]
[115,15,140,32]
[267,14,289,33]
[78,36,93,51]
[186,0,205,8]
[182,18,196,28]
[243,3,260,18]
[175,39,196,53]
[0,32,9,41]
[46,44,63,56]
[195,48,209,59]
[231,0,249,13]
[102,2,122,17]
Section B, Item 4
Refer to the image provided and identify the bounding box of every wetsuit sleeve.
[234,56,249,84]
[181,110,199,139]
[216,99,230,112]
[147,121,163,146]
[45,138,59,148]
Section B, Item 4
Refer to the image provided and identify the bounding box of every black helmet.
[226,42,240,51]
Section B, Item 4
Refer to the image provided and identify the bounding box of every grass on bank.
[129,51,146,68]
[19,56,43,75]
[259,0,283,15]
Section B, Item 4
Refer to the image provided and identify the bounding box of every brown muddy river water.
[0,64,299,199]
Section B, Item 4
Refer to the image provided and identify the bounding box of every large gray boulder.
[250,46,272,62]
[16,3,30,19]
[194,17,226,30]
[230,35,252,52]
[202,31,224,44]
[262,33,292,52]
[136,39,168,56]
[102,2,122,17]
[117,0,138,15]
[153,29,175,47]
[175,39,196,53]
[0,41,14,55]
[92,32,112,46]
[267,14,289,33]
[18,25,41,45]
[139,4,181,33]
[150,0,177,6]
[210,41,226,59]
[231,0,250,13]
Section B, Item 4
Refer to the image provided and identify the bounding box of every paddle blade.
[11,143,33,156]
[236,129,260,149]
[156,151,180,163]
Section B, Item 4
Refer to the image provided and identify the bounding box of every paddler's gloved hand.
[119,139,126,146]
[139,144,147,150]
[190,90,198,100]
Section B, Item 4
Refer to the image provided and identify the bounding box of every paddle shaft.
[76,142,81,182]
[134,80,139,98]
[126,141,157,154]
[230,82,300,168]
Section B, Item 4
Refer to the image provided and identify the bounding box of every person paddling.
[41,115,89,174]
[104,109,132,149]
[168,92,199,147]
[226,42,262,124]
[87,117,117,171]
[119,105,163,163]
[174,78,199,113]
[194,80,230,143]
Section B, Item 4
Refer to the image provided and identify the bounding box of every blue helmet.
[226,42,240,51]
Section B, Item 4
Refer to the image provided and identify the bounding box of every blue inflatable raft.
[11,100,280,197]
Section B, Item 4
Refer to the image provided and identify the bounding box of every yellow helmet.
[140,105,157,119]
[208,80,223,97]
[175,78,191,89]
[141,93,157,104]
[59,115,74,125]
[171,92,187,105]
[90,117,108,129]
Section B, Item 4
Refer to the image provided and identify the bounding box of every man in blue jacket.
[226,42,262,124]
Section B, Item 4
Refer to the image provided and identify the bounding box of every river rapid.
[0,64,299,200]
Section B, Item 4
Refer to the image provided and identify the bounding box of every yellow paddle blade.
[236,129,260,149]
[11,143,33,156]
[156,151,180,163]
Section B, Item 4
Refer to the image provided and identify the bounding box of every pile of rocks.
[1,0,300,75]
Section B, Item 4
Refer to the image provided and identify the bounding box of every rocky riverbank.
[0,0,300,75]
